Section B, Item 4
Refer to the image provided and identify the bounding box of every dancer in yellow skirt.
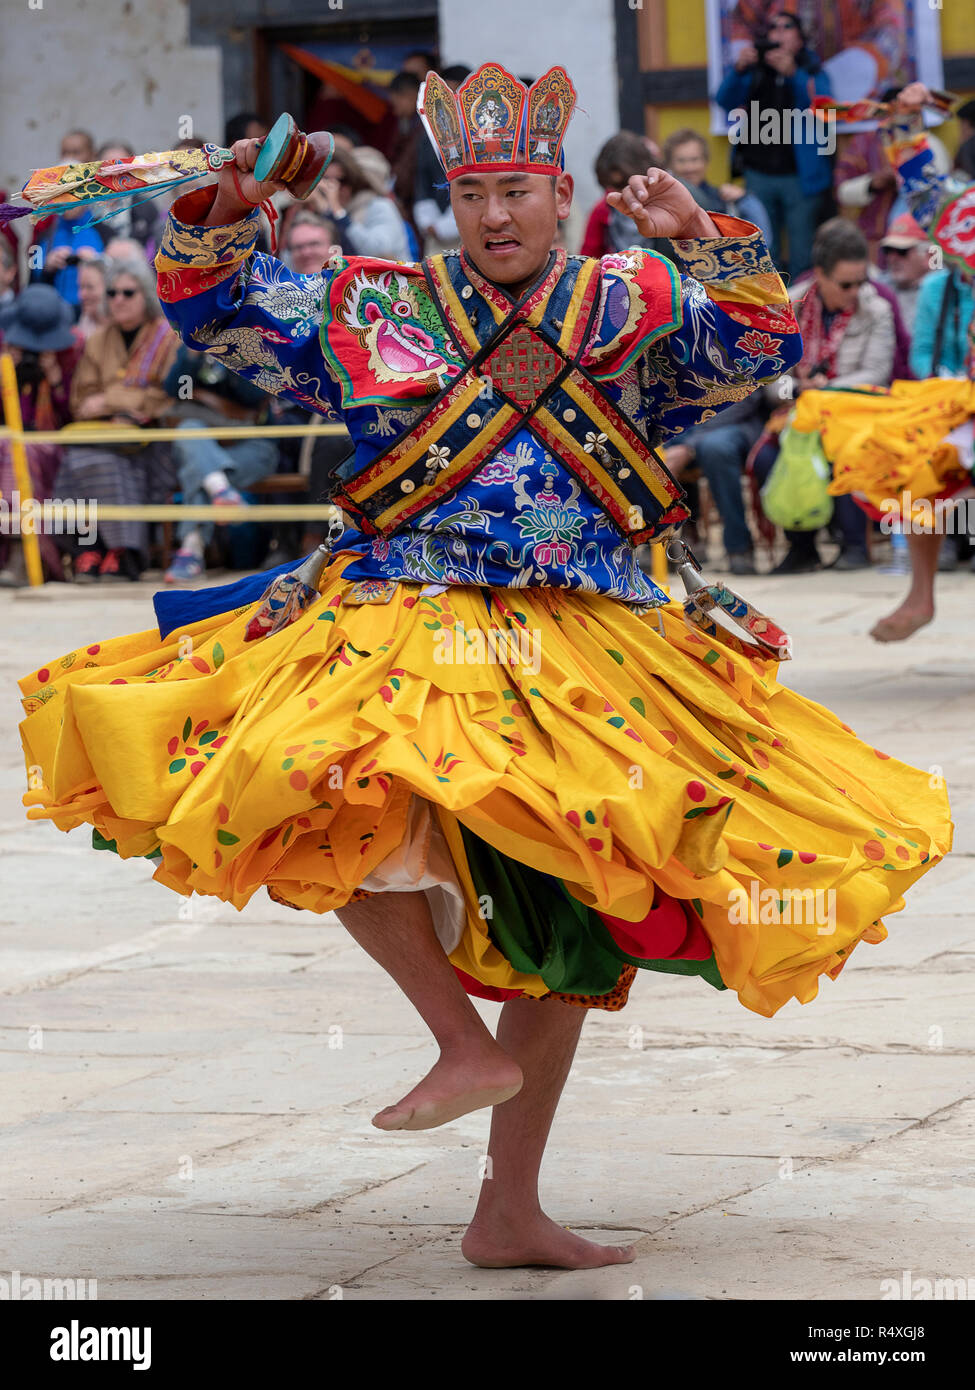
[19,65,951,1270]
[795,83,975,643]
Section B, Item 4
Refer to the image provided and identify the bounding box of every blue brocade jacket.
[154,186,802,605]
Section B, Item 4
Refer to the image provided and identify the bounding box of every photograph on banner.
[706,0,945,135]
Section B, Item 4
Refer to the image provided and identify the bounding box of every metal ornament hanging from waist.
[331,254,690,544]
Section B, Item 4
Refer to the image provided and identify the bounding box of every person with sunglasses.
[801,83,975,641]
[751,217,896,573]
[878,213,934,336]
[57,256,177,581]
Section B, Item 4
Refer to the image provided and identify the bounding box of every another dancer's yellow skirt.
[793,379,975,520]
[19,554,952,1018]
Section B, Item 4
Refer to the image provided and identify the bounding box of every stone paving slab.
[2,569,973,1299]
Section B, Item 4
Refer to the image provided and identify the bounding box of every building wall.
[438,0,620,248]
[0,0,222,201]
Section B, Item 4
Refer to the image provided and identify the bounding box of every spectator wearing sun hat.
[877,213,934,338]
[0,283,84,583]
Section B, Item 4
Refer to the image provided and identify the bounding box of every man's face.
[288,225,334,275]
[401,55,430,80]
[391,87,420,119]
[60,132,93,163]
[767,15,802,56]
[886,242,929,288]
[450,170,573,288]
[669,140,708,186]
[816,258,868,313]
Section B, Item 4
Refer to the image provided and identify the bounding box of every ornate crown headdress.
[418,62,577,181]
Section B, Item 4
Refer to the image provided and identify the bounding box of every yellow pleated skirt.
[19,554,952,1018]
[793,379,975,519]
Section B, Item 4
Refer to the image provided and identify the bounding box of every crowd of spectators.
[0,34,973,587]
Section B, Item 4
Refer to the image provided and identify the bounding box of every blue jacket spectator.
[909,269,975,379]
[31,209,105,310]
[715,51,832,200]
[715,11,832,278]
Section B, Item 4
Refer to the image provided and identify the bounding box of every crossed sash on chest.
[331,249,690,545]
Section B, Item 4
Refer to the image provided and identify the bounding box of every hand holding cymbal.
[207,115,336,227]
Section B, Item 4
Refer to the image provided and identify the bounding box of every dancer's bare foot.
[372,1050,523,1131]
[461,1210,637,1269]
[870,602,934,643]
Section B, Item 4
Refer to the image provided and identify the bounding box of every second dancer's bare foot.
[372,1050,523,1131]
[461,1210,637,1269]
[870,603,934,643]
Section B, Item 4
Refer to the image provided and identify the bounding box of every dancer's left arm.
[588,212,802,442]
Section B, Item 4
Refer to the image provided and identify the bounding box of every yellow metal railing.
[1,350,670,591]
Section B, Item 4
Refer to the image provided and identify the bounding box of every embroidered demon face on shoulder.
[934,186,975,275]
[325,267,462,405]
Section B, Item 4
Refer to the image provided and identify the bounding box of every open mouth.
[483,235,521,254]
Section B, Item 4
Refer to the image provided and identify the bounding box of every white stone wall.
[0,0,222,202]
[437,0,621,251]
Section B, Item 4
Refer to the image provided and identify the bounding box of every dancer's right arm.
[153,141,346,422]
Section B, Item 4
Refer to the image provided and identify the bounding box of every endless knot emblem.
[484,327,561,407]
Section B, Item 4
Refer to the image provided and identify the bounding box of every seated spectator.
[413,64,471,256]
[161,347,279,583]
[667,393,768,575]
[877,214,932,336]
[582,131,663,258]
[319,146,412,262]
[94,142,161,256]
[910,266,975,379]
[76,257,108,339]
[282,211,340,275]
[0,284,84,585]
[752,218,895,574]
[663,127,773,246]
[58,257,178,581]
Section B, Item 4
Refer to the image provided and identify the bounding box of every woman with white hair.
[57,257,178,581]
